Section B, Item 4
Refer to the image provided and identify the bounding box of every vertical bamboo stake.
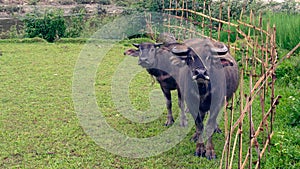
[168,0,172,33]
[218,1,223,41]
[228,95,236,169]
[225,97,230,169]
[270,24,277,134]
[175,0,179,37]
[179,0,185,39]
[185,0,189,38]
[230,129,239,169]
[258,12,265,165]
[162,0,166,33]
[239,62,244,169]
[249,70,253,169]
[202,0,206,35]
[191,0,196,38]
[239,2,244,21]
[265,22,270,93]
[208,2,213,39]
[227,0,231,47]
[248,11,254,168]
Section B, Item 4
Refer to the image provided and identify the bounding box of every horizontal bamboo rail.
[164,8,239,27]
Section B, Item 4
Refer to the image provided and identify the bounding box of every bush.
[22,10,66,42]
[65,11,85,38]
[96,0,111,5]
[29,0,40,5]
[74,0,88,4]
[58,0,74,5]
[0,25,24,39]
[276,52,300,88]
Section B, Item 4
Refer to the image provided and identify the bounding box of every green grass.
[265,12,300,51]
[0,41,299,168]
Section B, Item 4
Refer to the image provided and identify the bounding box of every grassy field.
[0,41,299,168]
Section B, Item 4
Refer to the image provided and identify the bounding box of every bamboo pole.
[168,0,172,33]
[217,0,223,41]
[241,95,281,169]
[239,65,244,169]
[254,132,274,169]
[185,0,188,38]
[229,61,278,134]
[208,2,213,39]
[228,95,236,169]
[202,0,206,35]
[227,0,231,47]
[179,0,185,39]
[224,96,229,169]
[164,9,239,27]
[249,66,253,169]
[229,128,240,169]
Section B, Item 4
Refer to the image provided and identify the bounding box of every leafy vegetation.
[265,12,300,51]
[22,10,66,42]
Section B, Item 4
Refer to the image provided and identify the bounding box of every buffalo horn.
[211,45,228,54]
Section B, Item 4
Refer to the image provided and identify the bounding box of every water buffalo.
[124,36,238,160]
[171,38,239,159]
[124,33,189,127]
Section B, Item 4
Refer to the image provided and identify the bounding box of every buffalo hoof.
[205,149,217,160]
[214,127,222,134]
[194,151,206,157]
[180,119,188,127]
[164,119,174,126]
[195,143,206,157]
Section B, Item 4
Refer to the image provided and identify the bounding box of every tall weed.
[266,12,300,51]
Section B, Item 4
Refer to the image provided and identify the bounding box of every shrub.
[29,0,40,5]
[58,0,74,5]
[22,9,66,42]
[96,0,111,5]
[65,10,85,38]
[276,52,300,88]
[75,0,93,4]
[0,25,24,39]
[71,5,87,14]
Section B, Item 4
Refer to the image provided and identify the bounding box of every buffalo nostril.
[139,58,148,62]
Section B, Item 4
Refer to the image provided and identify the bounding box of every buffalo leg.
[177,88,187,127]
[162,88,174,126]
[194,112,206,157]
[204,99,223,159]
[205,136,216,160]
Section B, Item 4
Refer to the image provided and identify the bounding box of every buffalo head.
[171,38,235,82]
[124,42,163,68]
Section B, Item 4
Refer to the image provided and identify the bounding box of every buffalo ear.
[133,43,140,48]
[124,49,139,57]
[212,56,234,68]
[220,58,234,67]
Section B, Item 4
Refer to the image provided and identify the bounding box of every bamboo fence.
[145,0,298,168]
